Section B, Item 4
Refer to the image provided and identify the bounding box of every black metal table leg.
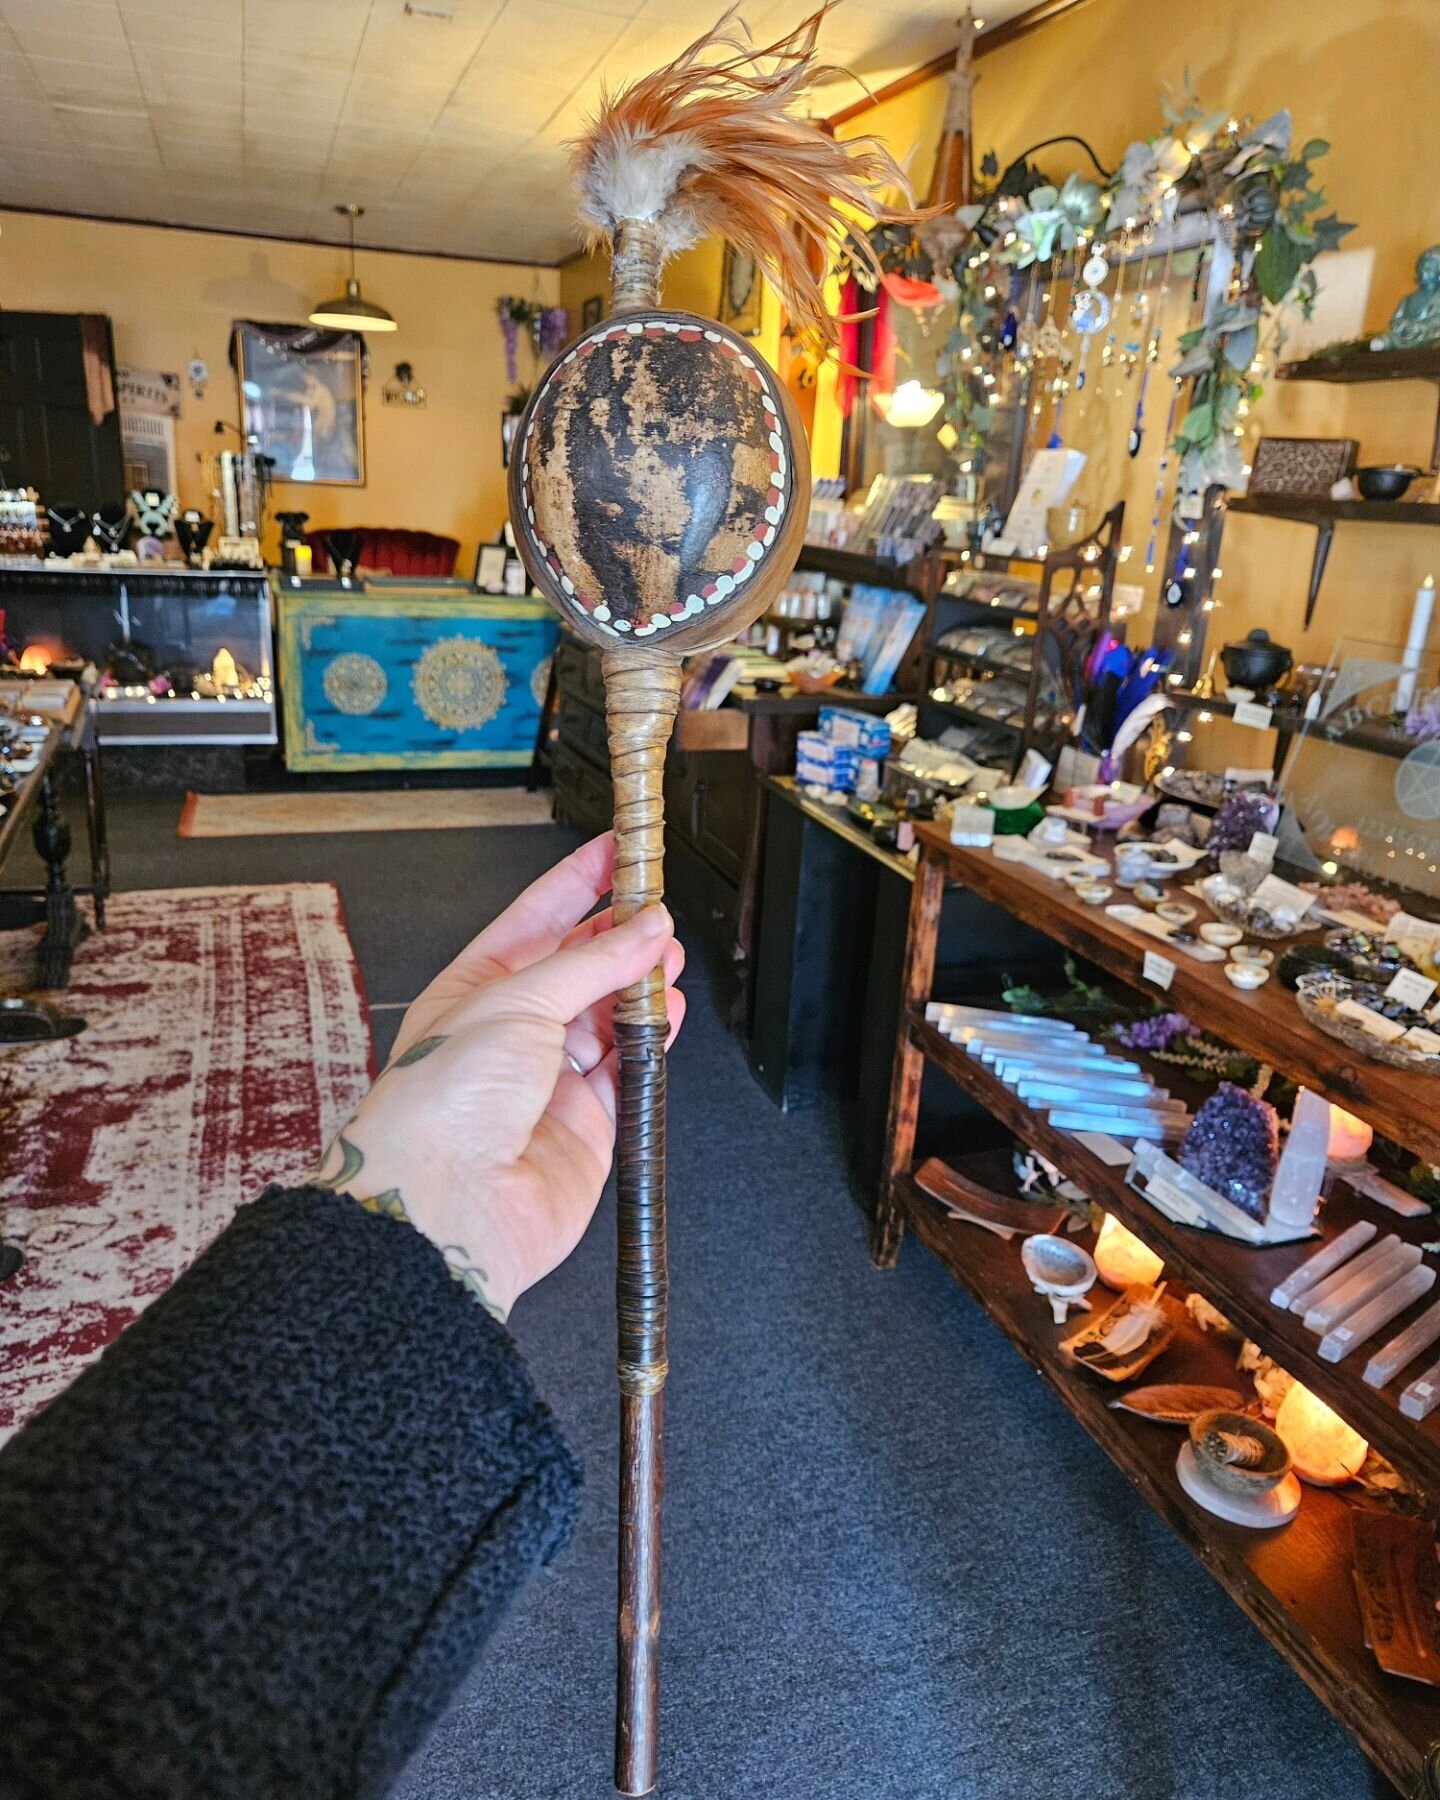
[32,773,83,989]
[83,742,110,930]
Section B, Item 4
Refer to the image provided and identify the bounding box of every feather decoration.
[569,3,927,345]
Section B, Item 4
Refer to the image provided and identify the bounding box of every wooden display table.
[876,822,1440,1793]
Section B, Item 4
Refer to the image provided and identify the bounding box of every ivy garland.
[889,81,1354,505]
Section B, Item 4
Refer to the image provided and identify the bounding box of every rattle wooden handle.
[603,648,681,1797]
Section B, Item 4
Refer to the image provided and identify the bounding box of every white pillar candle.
[1396,572,1435,713]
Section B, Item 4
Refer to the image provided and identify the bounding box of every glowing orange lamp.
[1326,1105,1373,1164]
[1094,1213,1165,1290]
[1274,1381,1368,1485]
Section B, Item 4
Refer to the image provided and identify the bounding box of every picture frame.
[474,543,509,593]
[234,324,365,485]
[582,294,604,329]
[1249,436,1358,499]
[718,243,764,337]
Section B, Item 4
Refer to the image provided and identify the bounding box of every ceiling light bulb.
[310,203,398,332]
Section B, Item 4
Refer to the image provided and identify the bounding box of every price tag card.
[1247,830,1279,867]
[1386,968,1438,1011]
[1249,873,1315,920]
[1142,949,1176,990]
[1232,701,1274,731]
[1386,910,1440,964]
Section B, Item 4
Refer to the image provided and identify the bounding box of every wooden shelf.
[766,775,915,882]
[917,823,1440,1169]
[893,1163,1438,1794]
[1228,495,1440,527]
[1277,346,1440,386]
[923,692,1024,735]
[795,544,924,593]
[907,1009,1440,1497]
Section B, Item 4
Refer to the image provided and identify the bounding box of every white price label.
[1232,701,1274,731]
[1386,968,1439,1011]
[1250,873,1315,920]
[1142,949,1176,990]
[1247,830,1279,867]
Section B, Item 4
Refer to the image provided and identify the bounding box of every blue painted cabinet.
[279,581,556,771]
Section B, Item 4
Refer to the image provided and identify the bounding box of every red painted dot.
[731,556,750,575]
[718,340,738,358]
[751,524,769,544]
[701,582,718,598]
[765,488,781,509]
[744,365,763,390]
[668,602,688,617]
[678,328,702,342]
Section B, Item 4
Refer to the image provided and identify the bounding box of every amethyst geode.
[1178,1083,1279,1220]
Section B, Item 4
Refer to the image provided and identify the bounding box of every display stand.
[875,822,1440,1794]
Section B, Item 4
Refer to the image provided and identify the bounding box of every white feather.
[575,126,708,254]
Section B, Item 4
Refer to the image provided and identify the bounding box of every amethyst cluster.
[1178,1083,1279,1220]
[1207,788,1279,858]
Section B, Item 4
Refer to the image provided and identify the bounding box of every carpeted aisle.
[6,792,1374,1797]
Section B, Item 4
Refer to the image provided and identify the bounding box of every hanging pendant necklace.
[1128,242,1174,458]
[1069,236,1110,396]
[1145,245,1208,576]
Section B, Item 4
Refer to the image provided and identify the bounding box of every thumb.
[482,904,674,1027]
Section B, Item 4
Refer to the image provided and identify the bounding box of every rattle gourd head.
[509,308,809,655]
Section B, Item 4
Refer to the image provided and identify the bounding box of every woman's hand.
[311,833,684,1320]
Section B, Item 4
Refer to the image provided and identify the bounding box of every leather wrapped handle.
[603,647,681,1797]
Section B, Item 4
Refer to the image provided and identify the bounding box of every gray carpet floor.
[10,795,1377,1798]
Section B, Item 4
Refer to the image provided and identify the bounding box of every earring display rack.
[875,822,1440,1794]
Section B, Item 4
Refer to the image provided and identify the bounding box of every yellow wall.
[815,0,1440,765]
[0,209,557,571]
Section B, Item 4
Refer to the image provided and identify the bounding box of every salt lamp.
[1274,1380,1368,1484]
[18,644,52,674]
[211,648,238,690]
[1326,1105,1373,1164]
[1094,1213,1164,1290]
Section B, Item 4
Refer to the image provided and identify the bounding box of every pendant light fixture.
[309,203,398,333]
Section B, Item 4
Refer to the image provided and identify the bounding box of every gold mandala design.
[322,651,388,716]
[413,636,507,731]
[530,654,554,709]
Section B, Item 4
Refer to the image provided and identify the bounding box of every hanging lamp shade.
[310,203,397,332]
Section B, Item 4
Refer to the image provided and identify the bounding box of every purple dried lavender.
[1405,686,1440,742]
[1179,1082,1279,1220]
[1113,1011,1194,1051]
[1207,788,1279,857]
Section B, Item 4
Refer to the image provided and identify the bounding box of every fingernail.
[635,903,672,936]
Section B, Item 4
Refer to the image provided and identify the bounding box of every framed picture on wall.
[582,294,604,329]
[233,323,365,485]
[718,243,763,337]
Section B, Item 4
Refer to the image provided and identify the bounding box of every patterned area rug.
[0,884,374,1440]
[179,787,555,838]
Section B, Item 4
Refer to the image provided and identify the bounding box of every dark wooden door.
[0,312,124,509]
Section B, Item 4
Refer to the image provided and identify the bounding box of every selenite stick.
[1270,1219,1377,1308]
[1288,1231,1401,1316]
[1401,1352,1440,1420]
[1319,1263,1435,1362]
[1365,1294,1440,1388]
[1303,1239,1420,1335]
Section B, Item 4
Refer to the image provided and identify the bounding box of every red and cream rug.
[0,884,375,1441]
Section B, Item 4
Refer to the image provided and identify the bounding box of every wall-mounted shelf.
[1224,493,1440,627]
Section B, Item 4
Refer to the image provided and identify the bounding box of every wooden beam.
[825,0,1099,127]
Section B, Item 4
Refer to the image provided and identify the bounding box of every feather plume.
[569,4,928,345]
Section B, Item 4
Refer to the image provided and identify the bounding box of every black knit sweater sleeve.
[0,1185,582,1800]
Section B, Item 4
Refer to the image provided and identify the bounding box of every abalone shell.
[510,310,808,653]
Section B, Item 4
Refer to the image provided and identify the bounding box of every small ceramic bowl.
[1225,959,1271,990]
[1199,921,1244,949]
[1156,901,1196,927]
[1062,866,1099,888]
[1132,880,1167,906]
[1230,944,1274,967]
[1075,881,1113,905]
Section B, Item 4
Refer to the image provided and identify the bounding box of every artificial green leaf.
[1223,323,1259,370]
[1176,325,1206,350]
[1170,341,1216,379]
[1255,225,1303,302]
[1301,138,1330,159]
[1313,213,1357,253]
[1179,399,1214,444]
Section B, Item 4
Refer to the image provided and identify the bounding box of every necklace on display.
[1145,246,1209,579]
[1128,243,1175,459]
[1069,237,1111,396]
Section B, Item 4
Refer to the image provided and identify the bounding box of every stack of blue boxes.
[795,705,892,797]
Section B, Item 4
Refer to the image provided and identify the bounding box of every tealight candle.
[1274,1380,1368,1484]
[1326,1105,1374,1164]
[1094,1212,1165,1290]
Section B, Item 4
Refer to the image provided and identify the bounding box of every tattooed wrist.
[310,1130,508,1322]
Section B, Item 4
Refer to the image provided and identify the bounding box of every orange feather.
[569,4,931,346]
